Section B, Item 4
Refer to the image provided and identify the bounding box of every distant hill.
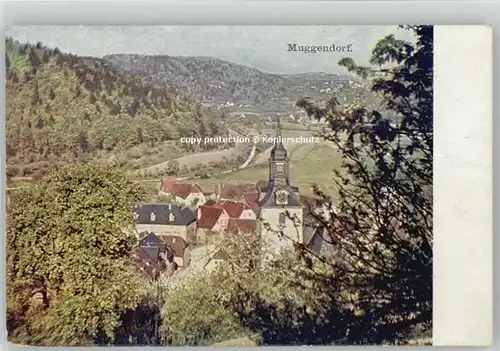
[5,39,225,177]
[103,54,364,113]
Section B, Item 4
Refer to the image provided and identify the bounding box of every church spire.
[276,115,281,139]
[270,115,287,162]
[268,115,289,185]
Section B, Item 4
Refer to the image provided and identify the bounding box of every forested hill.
[5,39,225,177]
[103,54,356,112]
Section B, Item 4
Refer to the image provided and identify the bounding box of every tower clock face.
[276,190,288,205]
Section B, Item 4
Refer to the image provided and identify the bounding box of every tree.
[295,25,433,344]
[6,163,147,345]
[6,52,11,71]
[159,232,265,346]
[165,160,180,177]
[28,48,41,68]
[160,274,246,346]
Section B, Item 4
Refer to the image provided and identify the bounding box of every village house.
[215,183,257,203]
[300,194,339,259]
[305,227,337,258]
[133,203,197,243]
[243,191,259,210]
[196,205,230,244]
[133,232,178,281]
[159,179,206,208]
[226,218,258,235]
[213,200,257,220]
[163,235,191,268]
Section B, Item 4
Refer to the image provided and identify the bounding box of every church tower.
[268,117,290,186]
[258,117,304,251]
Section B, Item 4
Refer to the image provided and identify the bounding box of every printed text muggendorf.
[287,43,353,53]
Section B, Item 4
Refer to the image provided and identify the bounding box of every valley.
[5,38,354,199]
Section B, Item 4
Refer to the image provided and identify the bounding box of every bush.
[31,170,43,181]
[160,275,247,346]
[195,169,209,179]
[6,165,20,178]
[165,160,180,176]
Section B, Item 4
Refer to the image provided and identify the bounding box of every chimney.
[197,208,202,220]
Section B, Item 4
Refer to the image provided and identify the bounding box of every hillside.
[103,54,366,113]
[5,39,226,177]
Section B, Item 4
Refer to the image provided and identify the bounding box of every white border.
[1,2,497,350]
[433,25,492,346]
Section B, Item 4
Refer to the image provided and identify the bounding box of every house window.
[279,213,286,226]
[133,212,139,220]
[150,212,156,222]
[169,213,175,222]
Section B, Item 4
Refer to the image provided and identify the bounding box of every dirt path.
[138,143,248,175]
[136,127,258,176]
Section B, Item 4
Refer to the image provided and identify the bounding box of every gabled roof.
[243,191,259,209]
[213,201,246,219]
[133,203,196,225]
[256,180,268,192]
[197,205,225,229]
[216,183,257,200]
[306,227,337,258]
[227,218,258,235]
[163,235,188,257]
[137,232,168,261]
[161,179,203,199]
[139,232,164,247]
[205,199,217,206]
[133,245,167,281]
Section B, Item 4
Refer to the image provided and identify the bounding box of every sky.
[6,25,416,74]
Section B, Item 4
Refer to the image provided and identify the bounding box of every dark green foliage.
[28,48,41,68]
[5,38,226,175]
[6,163,147,345]
[6,51,10,71]
[165,160,180,176]
[296,25,433,344]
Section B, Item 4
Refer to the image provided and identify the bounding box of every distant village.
[132,122,336,281]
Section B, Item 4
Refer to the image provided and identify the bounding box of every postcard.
[4,25,492,347]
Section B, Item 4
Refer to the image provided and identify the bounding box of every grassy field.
[193,142,343,200]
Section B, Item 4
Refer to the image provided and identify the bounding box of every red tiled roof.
[197,205,225,230]
[216,183,257,200]
[161,179,203,199]
[213,201,245,218]
[227,218,258,235]
[163,235,188,257]
[243,191,259,209]
[256,180,268,190]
